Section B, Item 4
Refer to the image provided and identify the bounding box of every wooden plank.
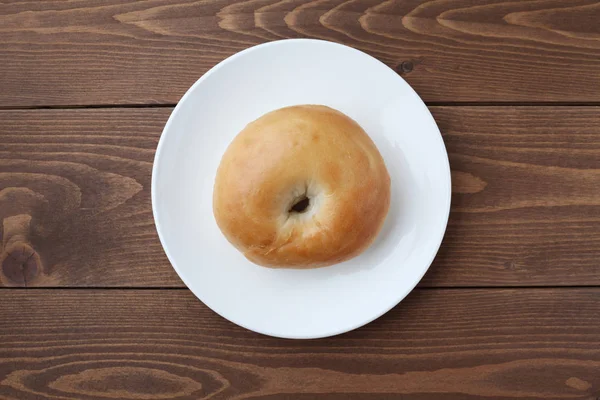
[1,107,599,287]
[0,109,179,287]
[426,106,600,286]
[1,0,600,106]
[0,288,599,399]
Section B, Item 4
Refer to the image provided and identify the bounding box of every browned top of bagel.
[213,105,391,268]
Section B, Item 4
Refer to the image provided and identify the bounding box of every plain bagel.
[213,105,391,268]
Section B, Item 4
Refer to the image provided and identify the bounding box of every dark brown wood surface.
[2,0,600,106]
[2,0,600,398]
[0,108,176,287]
[1,107,599,287]
[1,289,600,400]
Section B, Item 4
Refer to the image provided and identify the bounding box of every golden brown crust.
[213,105,391,268]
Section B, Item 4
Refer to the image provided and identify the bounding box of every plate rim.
[152,38,452,339]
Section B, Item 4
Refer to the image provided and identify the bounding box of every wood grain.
[1,107,599,287]
[0,109,180,287]
[0,289,599,399]
[1,0,600,106]
[425,106,600,286]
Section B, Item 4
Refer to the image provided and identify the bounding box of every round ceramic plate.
[152,39,451,339]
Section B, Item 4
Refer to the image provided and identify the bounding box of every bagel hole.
[289,196,310,214]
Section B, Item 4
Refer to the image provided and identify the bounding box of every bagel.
[213,105,390,268]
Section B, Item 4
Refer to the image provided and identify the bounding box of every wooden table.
[1,1,600,399]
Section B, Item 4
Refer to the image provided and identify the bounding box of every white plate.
[152,39,451,339]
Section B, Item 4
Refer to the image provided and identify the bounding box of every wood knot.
[503,261,521,271]
[1,242,40,286]
[397,61,414,74]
